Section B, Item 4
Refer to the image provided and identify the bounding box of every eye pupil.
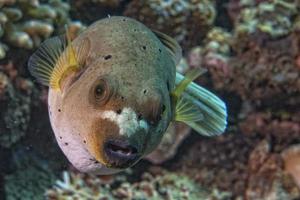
[96,86,102,94]
[95,84,104,97]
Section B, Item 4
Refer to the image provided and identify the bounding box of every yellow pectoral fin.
[172,68,207,100]
[28,27,90,91]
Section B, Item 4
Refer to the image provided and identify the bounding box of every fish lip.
[103,139,141,168]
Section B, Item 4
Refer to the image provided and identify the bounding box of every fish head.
[56,61,173,173]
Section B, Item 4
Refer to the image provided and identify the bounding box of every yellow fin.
[175,96,204,123]
[152,30,182,65]
[172,68,207,100]
[28,28,90,91]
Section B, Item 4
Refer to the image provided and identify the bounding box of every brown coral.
[281,145,300,188]
[245,140,300,200]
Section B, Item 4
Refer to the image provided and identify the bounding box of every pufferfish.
[28,16,227,175]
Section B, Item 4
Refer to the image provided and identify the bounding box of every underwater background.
[0,0,300,199]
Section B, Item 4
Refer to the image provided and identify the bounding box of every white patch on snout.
[101,107,149,136]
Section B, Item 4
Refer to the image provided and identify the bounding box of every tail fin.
[175,72,227,136]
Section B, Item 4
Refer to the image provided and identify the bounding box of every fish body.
[28,16,227,175]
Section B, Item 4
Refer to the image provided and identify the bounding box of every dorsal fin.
[152,30,182,65]
[28,30,90,91]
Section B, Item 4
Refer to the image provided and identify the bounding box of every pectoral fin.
[28,27,90,91]
[174,72,227,136]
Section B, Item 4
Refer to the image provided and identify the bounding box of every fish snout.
[104,139,140,168]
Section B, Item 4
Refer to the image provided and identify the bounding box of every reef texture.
[1,0,300,199]
[0,62,34,148]
[0,0,85,59]
[124,0,216,49]
[145,122,191,164]
[4,150,57,200]
[46,167,231,200]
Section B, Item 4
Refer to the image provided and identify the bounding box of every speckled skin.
[48,16,176,174]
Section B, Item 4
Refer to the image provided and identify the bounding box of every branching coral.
[0,0,85,59]
[124,0,216,49]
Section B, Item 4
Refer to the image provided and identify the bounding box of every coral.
[240,111,300,152]
[0,0,85,59]
[4,154,56,200]
[124,0,216,49]
[281,145,300,188]
[0,62,34,148]
[187,0,300,107]
[90,0,122,8]
[229,0,298,38]
[245,140,300,200]
[171,132,256,198]
[145,122,191,164]
[46,168,230,200]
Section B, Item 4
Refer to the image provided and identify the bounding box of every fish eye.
[95,84,105,98]
[89,78,112,107]
[94,79,108,101]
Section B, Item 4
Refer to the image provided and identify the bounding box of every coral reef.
[4,150,57,200]
[46,167,231,200]
[0,0,85,59]
[0,62,34,148]
[245,140,300,200]
[124,0,216,49]
[281,145,300,188]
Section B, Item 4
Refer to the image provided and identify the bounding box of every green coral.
[46,169,231,200]
[0,0,85,59]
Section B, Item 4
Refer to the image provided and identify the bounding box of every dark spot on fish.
[142,45,146,50]
[83,140,86,144]
[49,111,52,116]
[116,109,122,114]
[59,136,62,139]
[58,109,61,112]
[143,89,147,94]
[104,55,112,60]
[159,48,162,53]
[121,96,125,101]
[134,29,137,32]
[162,105,166,113]
[94,160,99,164]
[89,158,94,161]
[122,19,126,21]
[138,113,142,120]
[65,142,68,145]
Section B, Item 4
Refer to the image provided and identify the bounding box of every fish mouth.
[103,139,140,168]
